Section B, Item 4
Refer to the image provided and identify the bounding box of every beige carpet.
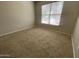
[0,27,73,58]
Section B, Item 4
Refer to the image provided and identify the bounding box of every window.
[41,2,64,26]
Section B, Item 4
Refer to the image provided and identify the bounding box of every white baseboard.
[72,38,75,58]
[71,35,76,58]
[0,25,33,37]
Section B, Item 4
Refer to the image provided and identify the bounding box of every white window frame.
[41,1,64,26]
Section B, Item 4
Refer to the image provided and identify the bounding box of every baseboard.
[72,39,75,58]
[0,25,34,37]
[71,35,76,58]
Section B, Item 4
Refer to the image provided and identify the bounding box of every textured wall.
[0,1,35,36]
[35,1,78,35]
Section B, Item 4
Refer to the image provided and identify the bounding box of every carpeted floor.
[0,27,73,58]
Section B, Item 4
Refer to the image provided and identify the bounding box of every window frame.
[41,1,64,26]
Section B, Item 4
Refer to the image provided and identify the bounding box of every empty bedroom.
[0,1,79,58]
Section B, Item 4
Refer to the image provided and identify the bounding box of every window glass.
[50,15,61,25]
[42,4,50,14]
[51,2,64,14]
[41,15,49,24]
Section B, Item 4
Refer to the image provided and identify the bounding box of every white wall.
[71,2,79,58]
[0,1,34,36]
[72,15,79,58]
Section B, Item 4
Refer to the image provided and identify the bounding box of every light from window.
[41,2,64,26]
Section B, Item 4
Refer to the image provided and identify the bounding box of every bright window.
[41,2,64,26]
